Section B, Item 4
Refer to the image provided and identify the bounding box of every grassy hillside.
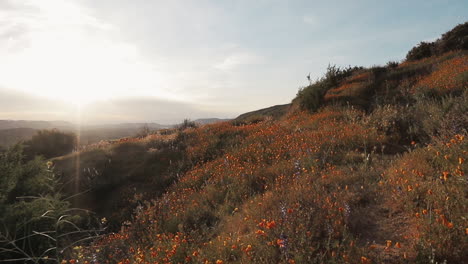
[57,23,467,264]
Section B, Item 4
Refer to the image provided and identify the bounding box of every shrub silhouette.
[23,129,77,159]
[296,65,360,111]
[436,22,468,54]
[406,22,468,61]
[406,41,435,61]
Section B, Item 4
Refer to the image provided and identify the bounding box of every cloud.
[0,87,75,121]
[0,88,235,124]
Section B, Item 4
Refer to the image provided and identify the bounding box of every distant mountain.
[235,104,291,121]
[0,127,37,148]
[86,123,167,130]
[0,120,74,130]
[0,120,169,147]
[193,118,231,125]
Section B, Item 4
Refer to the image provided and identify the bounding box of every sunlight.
[0,0,174,105]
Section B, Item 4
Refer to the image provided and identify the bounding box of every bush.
[295,65,360,111]
[0,144,100,262]
[435,22,468,54]
[178,119,197,131]
[406,22,468,62]
[23,129,77,159]
[406,41,435,61]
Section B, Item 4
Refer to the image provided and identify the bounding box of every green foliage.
[406,41,435,61]
[296,65,360,111]
[406,22,468,61]
[435,21,468,54]
[23,129,77,160]
[178,119,197,130]
[0,144,100,262]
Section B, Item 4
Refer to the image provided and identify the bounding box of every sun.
[0,0,173,106]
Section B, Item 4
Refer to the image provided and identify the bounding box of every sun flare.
[0,0,172,105]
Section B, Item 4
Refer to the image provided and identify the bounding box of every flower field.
[56,29,468,264]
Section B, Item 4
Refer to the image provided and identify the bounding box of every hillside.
[235,104,291,123]
[194,118,233,125]
[0,120,73,130]
[47,23,468,263]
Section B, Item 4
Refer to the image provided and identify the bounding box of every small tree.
[136,124,151,138]
[405,41,435,61]
[296,65,359,111]
[178,119,197,130]
[23,129,77,160]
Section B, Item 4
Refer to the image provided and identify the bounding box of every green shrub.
[406,22,468,62]
[435,21,468,54]
[178,119,197,130]
[23,129,77,160]
[0,144,100,262]
[295,65,361,111]
[406,41,435,61]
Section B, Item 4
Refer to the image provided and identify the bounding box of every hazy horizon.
[1,0,467,123]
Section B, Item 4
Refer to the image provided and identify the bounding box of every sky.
[0,0,467,124]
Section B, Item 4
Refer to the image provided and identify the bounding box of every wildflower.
[258,220,265,227]
[395,242,401,248]
[441,171,449,181]
[422,209,428,215]
[386,240,392,248]
[255,229,266,236]
[244,245,252,253]
[266,220,276,229]
[361,256,371,264]
[277,239,286,248]
[216,260,224,264]
[459,157,464,164]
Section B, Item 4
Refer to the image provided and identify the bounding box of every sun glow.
[0,0,173,105]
